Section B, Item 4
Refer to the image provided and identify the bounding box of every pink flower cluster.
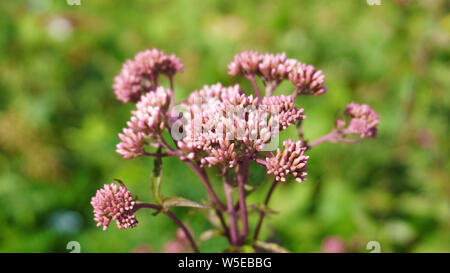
[92,48,380,246]
[116,86,171,159]
[91,183,138,230]
[341,102,380,138]
[228,50,326,96]
[111,49,378,179]
[113,48,184,103]
[116,128,147,159]
[177,83,265,167]
[289,62,326,96]
[174,84,305,170]
[262,95,305,130]
[265,140,309,183]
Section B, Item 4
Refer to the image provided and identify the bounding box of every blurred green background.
[0,0,448,252]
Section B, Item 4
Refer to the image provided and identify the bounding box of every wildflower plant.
[91,48,380,252]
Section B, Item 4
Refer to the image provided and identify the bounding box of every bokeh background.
[0,0,448,252]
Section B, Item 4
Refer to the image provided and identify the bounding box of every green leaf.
[253,241,290,253]
[151,149,163,205]
[162,196,210,210]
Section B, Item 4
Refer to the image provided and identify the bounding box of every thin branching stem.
[165,210,200,253]
[246,74,262,99]
[308,130,360,148]
[133,202,200,253]
[237,157,250,244]
[253,181,278,241]
[185,161,227,211]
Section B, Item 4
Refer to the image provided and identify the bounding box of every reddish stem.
[308,131,337,147]
[133,202,199,253]
[246,74,261,99]
[223,179,239,245]
[169,76,175,106]
[308,130,360,148]
[237,157,250,244]
[185,160,226,211]
[165,210,200,253]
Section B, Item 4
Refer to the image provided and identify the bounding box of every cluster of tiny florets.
[177,84,274,168]
[228,50,326,96]
[91,183,137,230]
[265,140,309,183]
[113,48,183,103]
[130,86,171,138]
[115,87,171,159]
[116,128,147,159]
[258,53,297,85]
[342,102,380,138]
[262,95,305,130]
[228,51,261,77]
[289,62,326,96]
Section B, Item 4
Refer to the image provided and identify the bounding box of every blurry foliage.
[0,0,448,252]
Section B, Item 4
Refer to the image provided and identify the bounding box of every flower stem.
[246,74,261,99]
[308,131,337,147]
[265,82,277,97]
[237,157,250,244]
[133,202,162,212]
[185,161,227,211]
[165,210,200,253]
[309,130,360,148]
[169,76,175,106]
[223,177,239,245]
[133,202,199,253]
[184,160,229,241]
[253,181,278,241]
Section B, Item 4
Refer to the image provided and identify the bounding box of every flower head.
[228,51,261,77]
[187,83,241,105]
[265,139,309,183]
[113,60,146,103]
[262,95,305,130]
[116,128,147,159]
[130,86,171,139]
[200,140,238,168]
[91,182,137,230]
[134,49,184,78]
[289,62,326,96]
[177,84,286,168]
[343,102,380,138]
[258,53,297,85]
[113,49,183,103]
